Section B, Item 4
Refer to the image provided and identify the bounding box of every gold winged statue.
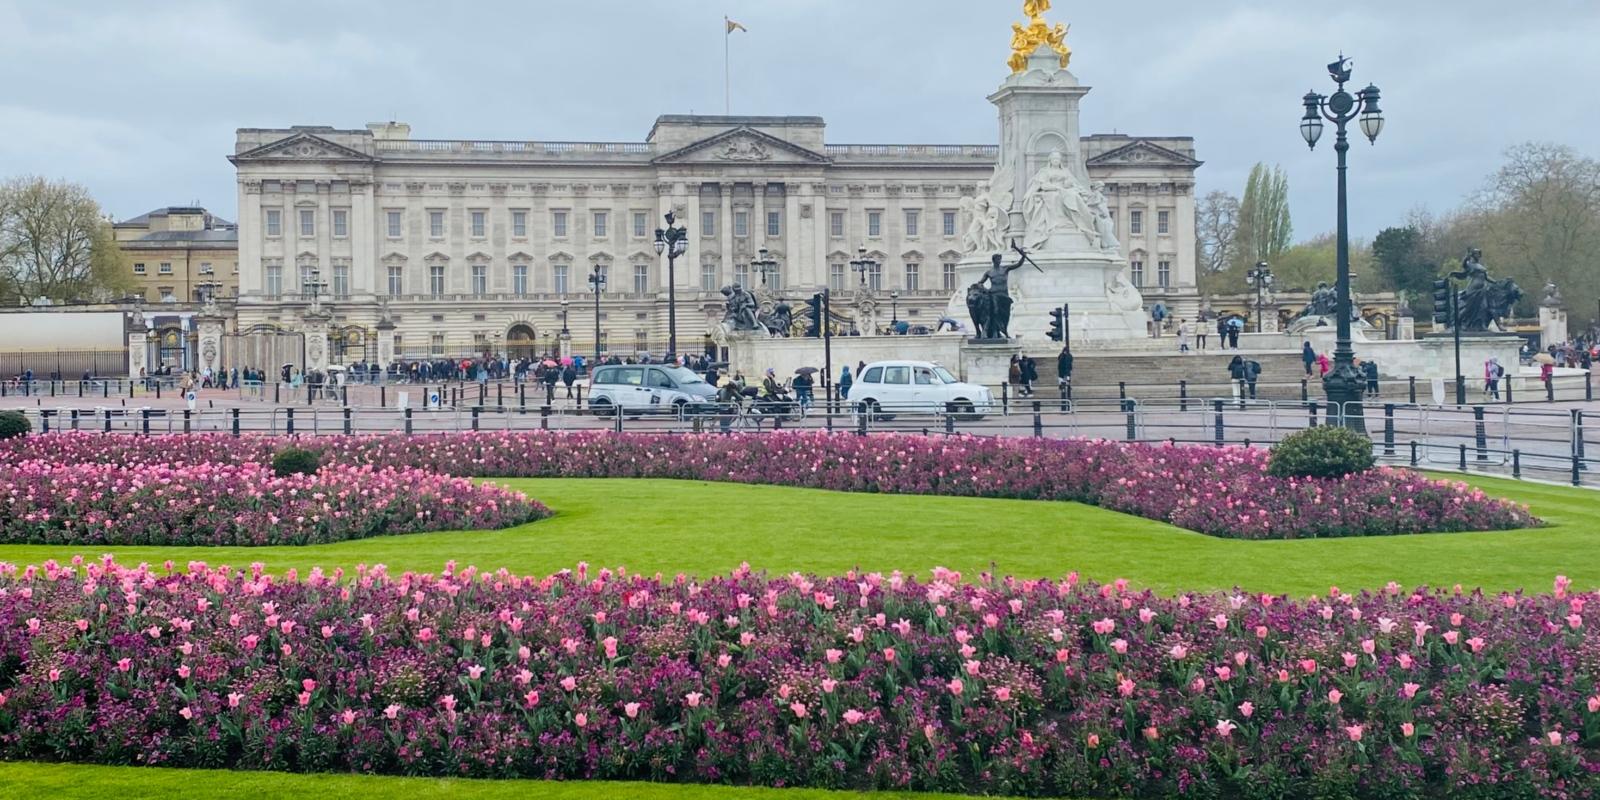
[1009,0,1071,73]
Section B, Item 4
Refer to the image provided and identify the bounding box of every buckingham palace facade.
[231,115,1200,361]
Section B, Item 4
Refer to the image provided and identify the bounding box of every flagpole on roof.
[724,16,731,115]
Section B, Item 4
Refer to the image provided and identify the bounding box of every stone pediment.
[1086,140,1201,168]
[653,126,830,166]
[232,132,375,164]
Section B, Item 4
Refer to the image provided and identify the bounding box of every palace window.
[830,211,844,238]
[633,264,649,294]
[299,209,315,237]
[265,209,281,237]
[867,211,882,238]
[766,210,781,237]
[470,210,486,238]
[1157,210,1170,235]
[593,211,608,238]
[511,210,528,237]
[1130,260,1144,287]
[332,209,348,238]
[1130,210,1143,235]
[633,211,647,238]
[387,210,402,238]
[265,265,282,298]
[867,262,883,291]
[734,263,750,287]
[513,264,528,296]
[332,264,349,297]
[430,334,444,356]
[1157,259,1171,288]
[553,264,569,294]
[942,210,957,237]
[429,210,444,238]
[471,264,487,296]
[158,262,172,275]
[429,265,445,296]
[701,263,717,291]
[199,262,213,274]
[387,266,403,296]
[734,210,749,237]
[552,210,568,238]
[904,209,919,237]
[701,210,715,237]
[829,263,845,292]
[634,330,649,352]
[904,262,920,291]
[942,261,957,291]
[133,262,146,274]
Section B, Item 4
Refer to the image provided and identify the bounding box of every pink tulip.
[1345,725,1363,742]
[1239,701,1254,718]
[1216,719,1237,737]
[1086,733,1100,748]
[1401,722,1415,737]
[947,678,964,696]
[624,702,640,719]
[843,708,865,725]
[574,712,587,728]
[1328,689,1343,704]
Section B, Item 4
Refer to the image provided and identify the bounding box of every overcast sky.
[2,0,1595,242]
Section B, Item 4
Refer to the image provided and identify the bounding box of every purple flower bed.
[1,432,1538,539]
[0,560,1594,797]
[0,460,546,547]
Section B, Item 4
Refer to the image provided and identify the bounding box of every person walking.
[838,365,853,400]
[561,363,577,399]
[1196,321,1208,351]
[1020,355,1038,397]
[1150,303,1167,338]
[793,369,814,410]
[1244,358,1262,400]
[1362,358,1380,398]
[1302,341,1317,377]
[1177,318,1193,353]
[1485,357,1503,401]
[1227,355,1246,400]
[1056,347,1073,396]
[1317,352,1331,377]
[1217,317,1231,350]
[1227,316,1243,349]
[1008,355,1023,395]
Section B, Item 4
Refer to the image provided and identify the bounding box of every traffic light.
[806,293,824,338]
[1431,279,1452,326]
[1047,306,1066,342]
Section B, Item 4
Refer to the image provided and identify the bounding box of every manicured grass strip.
[0,762,1013,800]
[0,475,1592,595]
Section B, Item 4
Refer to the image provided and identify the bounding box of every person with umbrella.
[793,367,817,410]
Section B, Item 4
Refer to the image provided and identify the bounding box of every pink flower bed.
[0,560,1593,797]
[1,432,1538,539]
[0,460,546,547]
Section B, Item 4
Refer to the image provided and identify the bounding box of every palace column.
[685,182,703,291]
[810,182,828,289]
[784,182,802,289]
[350,179,375,297]
[719,182,734,277]
[238,180,263,299]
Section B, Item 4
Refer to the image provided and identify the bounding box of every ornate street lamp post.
[752,247,779,288]
[653,211,689,359]
[890,291,900,327]
[1244,262,1273,333]
[589,266,607,362]
[1300,55,1383,432]
[849,247,878,288]
[559,297,570,335]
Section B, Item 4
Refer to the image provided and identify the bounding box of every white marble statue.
[1022,150,1095,251]
[960,194,1006,254]
[1082,182,1119,253]
[1106,270,1143,312]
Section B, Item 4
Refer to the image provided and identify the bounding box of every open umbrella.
[560,356,573,367]
[1533,352,1556,365]
[542,359,558,368]
[794,367,819,375]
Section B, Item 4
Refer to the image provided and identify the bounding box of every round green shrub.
[0,411,30,440]
[1266,425,1375,479]
[270,446,321,477]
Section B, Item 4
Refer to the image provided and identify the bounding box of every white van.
[850,360,994,418]
[587,364,717,414]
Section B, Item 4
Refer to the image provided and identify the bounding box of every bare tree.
[1468,143,1600,317]
[0,176,129,305]
[1195,190,1240,275]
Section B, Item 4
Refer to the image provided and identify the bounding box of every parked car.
[850,360,994,419]
[587,365,717,415]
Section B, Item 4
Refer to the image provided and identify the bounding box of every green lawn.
[0,762,1001,800]
[0,474,1592,596]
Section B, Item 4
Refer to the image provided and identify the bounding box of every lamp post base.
[1322,364,1368,434]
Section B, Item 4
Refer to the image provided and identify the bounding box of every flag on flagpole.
[726,17,747,34]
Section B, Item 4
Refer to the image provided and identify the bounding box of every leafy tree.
[0,176,130,305]
[1370,225,1437,298]
[1233,163,1292,271]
